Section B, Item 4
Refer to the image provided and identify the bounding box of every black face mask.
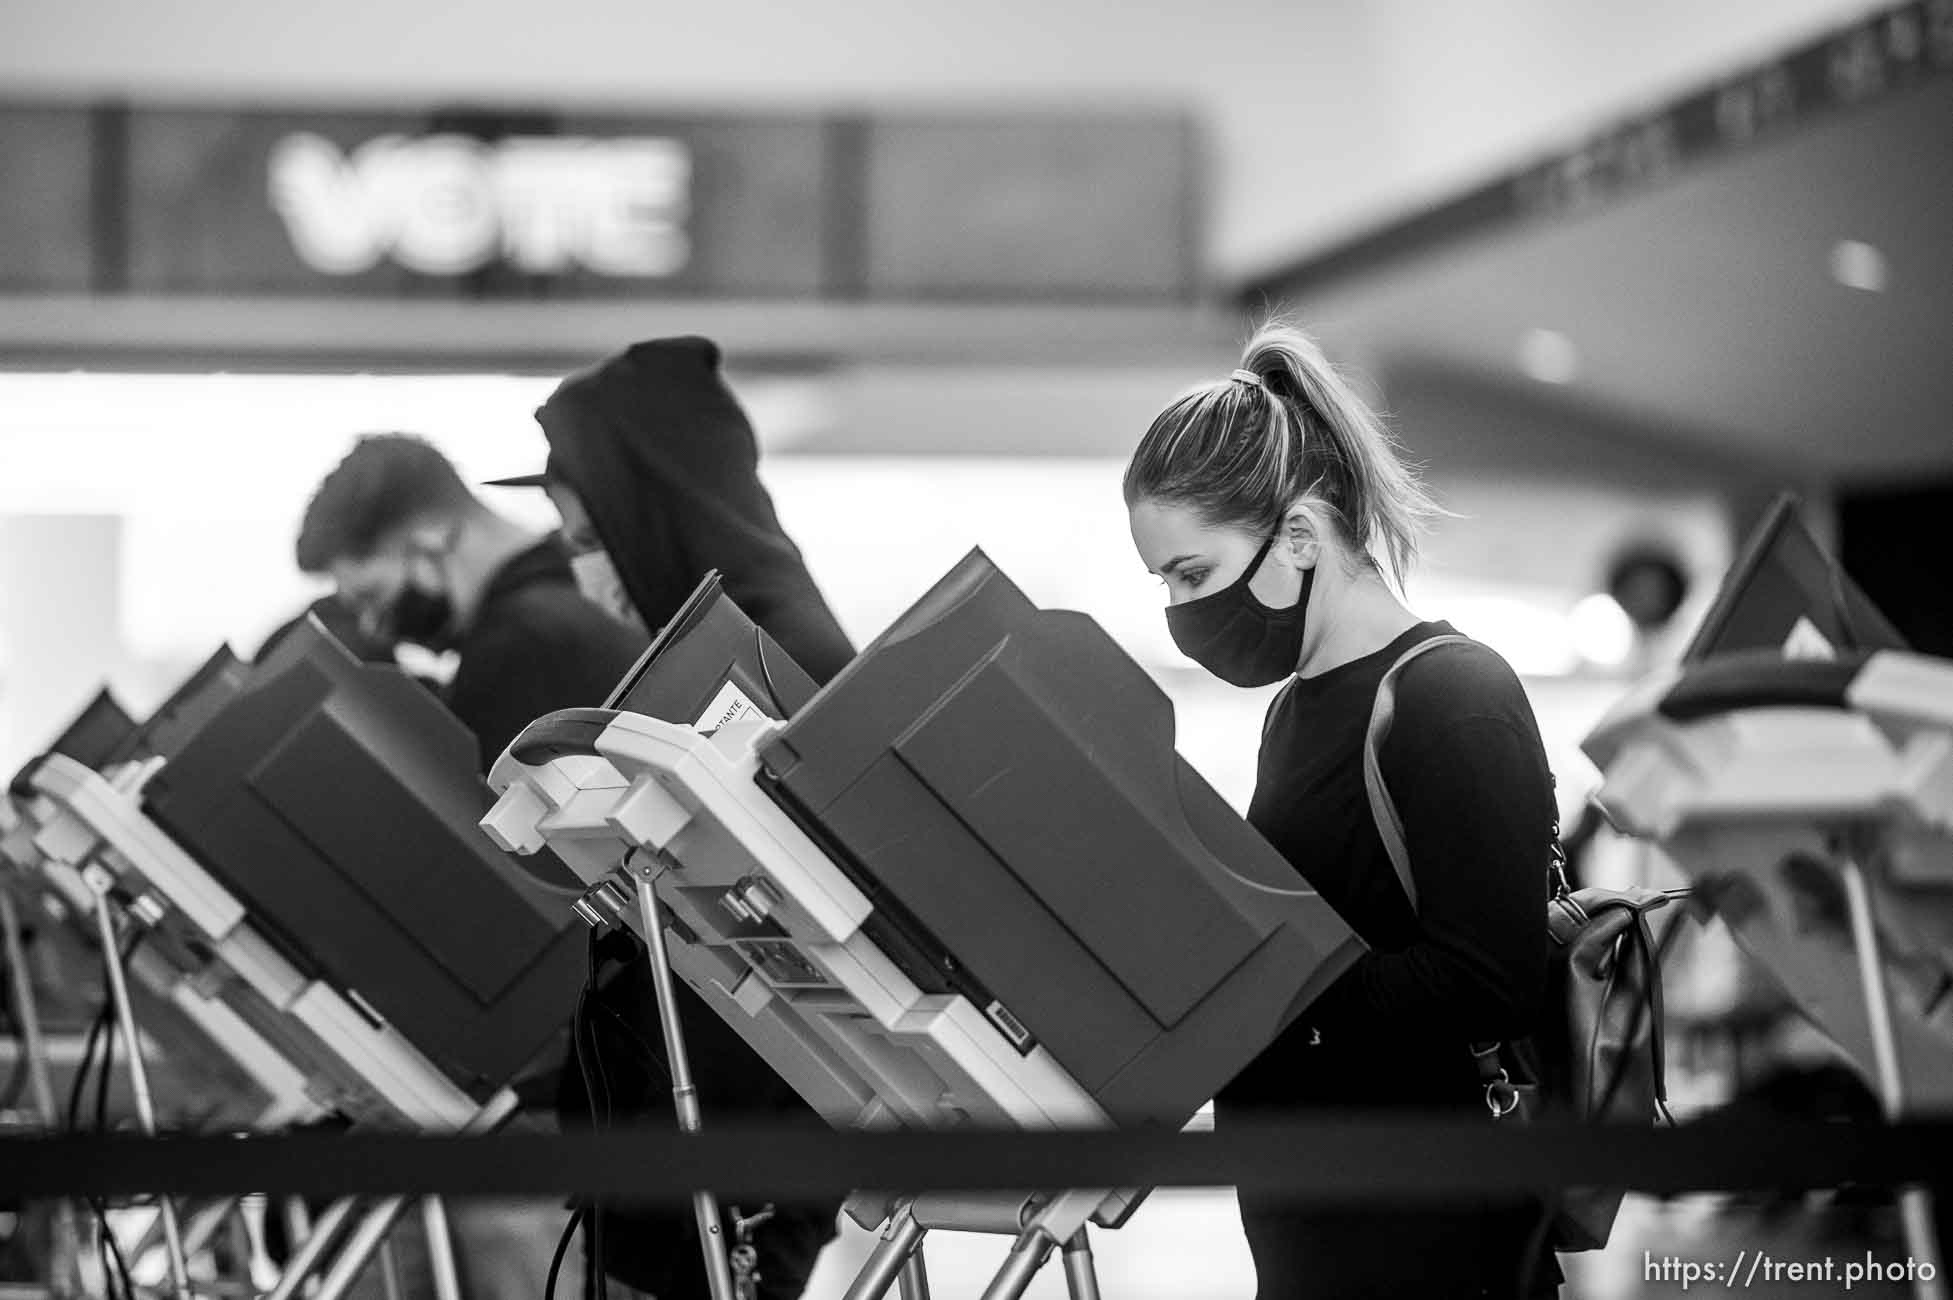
[1165,532,1316,687]
[384,581,459,652]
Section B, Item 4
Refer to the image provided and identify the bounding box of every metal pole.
[1,888,60,1131]
[896,1249,932,1300]
[978,1229,1057,1300]
[841,1205,926,1300]
[263,1198,358,1300]
[240,1197,279,1294]
[126,1203,170,1266]
[181,1198,242,1261]
[633,874,736,1300]
[310,1199,410,1300]
[421,1199,463,1300]
[1840,854,1946,1300]
[376,1239,404,1300]
[230,1201,265,1296]
[283,1200,314,1262]
[90,889,191,1300]
[1059,1230,1101,1300]
[289,1091,518,1300]
[0,887,83,1298]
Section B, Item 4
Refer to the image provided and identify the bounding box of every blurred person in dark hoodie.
[495,335,853,683]
[488,336,853,1300]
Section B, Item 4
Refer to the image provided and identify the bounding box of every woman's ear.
[1281,503,1321,571]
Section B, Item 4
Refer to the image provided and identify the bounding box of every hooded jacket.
[534,336,855,685]
[536,338,848,1298]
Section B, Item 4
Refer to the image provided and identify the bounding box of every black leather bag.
[1363,636,1677,1252]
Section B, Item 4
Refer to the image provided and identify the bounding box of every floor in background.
[9,1189,1927,1299]
[802,1190,1928,1299]
[1569,1193,1922,1300]
[802,1189,1258,1300]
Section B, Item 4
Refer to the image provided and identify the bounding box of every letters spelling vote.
[268,131,694,278]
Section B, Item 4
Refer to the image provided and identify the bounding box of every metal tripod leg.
[114,1201,248,1298]
[178,1197,242,1265]
[227,1199,270,1296]
[377,1239,405,1300]
[422,1199,463,1300]
[897,1249,931,1300]
[1060,1230,1101,1300]
[1,886,83,1298]
[290,1091,516,1300]
[284,1199,315,1261]
[311,1198,412,1300]
[1,887,61,1132]
[843,1202,926,1300]
[264,1198,359,1300]
[978,1228,1058,1300]
[129,1195,235,1265]
[240,1198,279,1293]
[89,884,190,1299]
[633,874,736,1300]
[1840,856,1947,1300]
[310,1194,473,1300]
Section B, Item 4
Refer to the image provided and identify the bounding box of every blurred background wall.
[6,0,1928,808]
[0,0,1897,276]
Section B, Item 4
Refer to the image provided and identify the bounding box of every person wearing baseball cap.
[490,336,850,1300]
[488,335,854,685]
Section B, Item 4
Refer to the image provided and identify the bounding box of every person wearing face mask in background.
[296,432,646,772]
[1125,320,1558,1299]
[489,335,854,683]
[485,336,853,1300]
[293,433,648,1300]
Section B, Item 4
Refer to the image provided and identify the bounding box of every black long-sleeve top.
[1219,621,1560,1297]
[1223,620,1553,1112]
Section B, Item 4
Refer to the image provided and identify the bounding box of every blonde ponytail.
[1124,315,1443,589]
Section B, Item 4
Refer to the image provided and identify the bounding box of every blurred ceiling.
[1248,71,1953,487]
[0,0,1883,282]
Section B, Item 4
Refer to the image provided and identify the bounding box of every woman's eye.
[1183,569,1210,589]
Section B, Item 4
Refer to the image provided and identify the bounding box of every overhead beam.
[0,294,1242,373]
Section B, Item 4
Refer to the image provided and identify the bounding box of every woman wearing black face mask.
[1125,320,1560,1299]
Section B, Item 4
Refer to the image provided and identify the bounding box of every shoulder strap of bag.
[1363,634,1477,913]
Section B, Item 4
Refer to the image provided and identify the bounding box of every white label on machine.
[694,680,769,737]
[1783,617,1838,661]
[984,1000,1036,1054]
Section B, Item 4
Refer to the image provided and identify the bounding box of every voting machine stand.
[6,616,597,1300]
[1585,649,1953,1300]
[1584,496,1952,1300]
[6,779,331,1298]
[484,555,1364,1300]
[12,748,513,1300]
[487,715,1135,1300]
[1,848,88,1300]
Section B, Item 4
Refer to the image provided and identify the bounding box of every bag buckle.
[1548,822,1573,900]
[1485,1069,1520,1119]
